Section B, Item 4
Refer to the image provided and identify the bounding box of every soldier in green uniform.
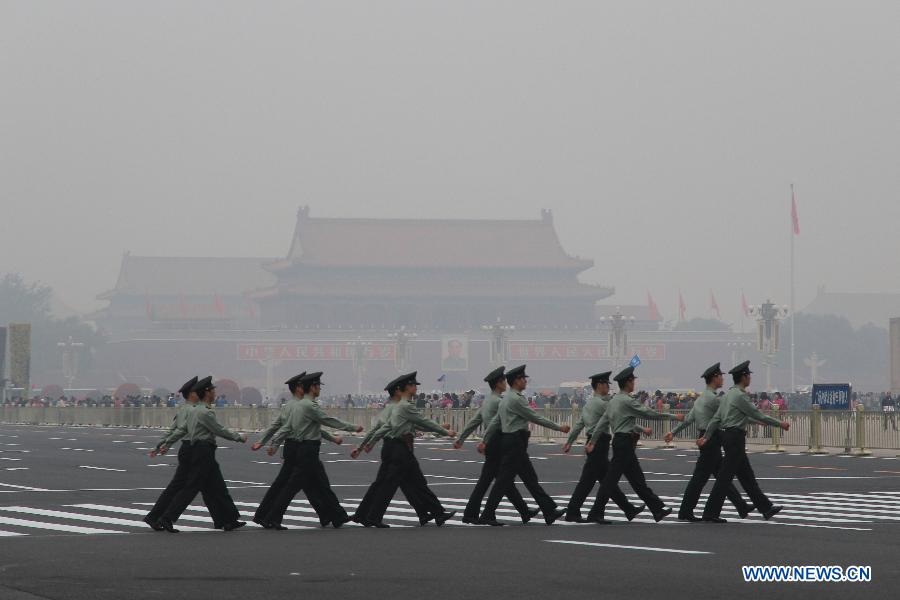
[478,365,571,526]
[156,376,247,533]
[250,372,344,527]
[563,371,645,523]
[365,372,458,528]
[454,366,538,525]
[349,375,434,526]
[586,366,684,522]
[698,361,790,523]
[144,376,223,530]
[263,372,363,530]
[665,363,753,521]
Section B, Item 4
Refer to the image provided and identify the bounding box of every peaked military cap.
[701,363,724,380]
[590,371,612,387]
[384,374,404,393]
[299,371,323,387]
[505,364,528,383]
[484,366,506,386]
[613,366,636,384]
[728,360,752,378]
[285,371,307,389]
[178,376,198,398]
[192,376,214,395]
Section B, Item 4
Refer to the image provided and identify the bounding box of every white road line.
[0,482,49,491]
[68,504,212,528]
[224,480,268,486]
[545,540,712,555]
[1,506,169,529]
[0,530,27,537]
[0,515,123,534]
[79,465,126,472]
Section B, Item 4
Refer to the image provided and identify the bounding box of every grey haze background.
[2,1,899,324]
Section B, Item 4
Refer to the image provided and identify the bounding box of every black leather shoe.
[678,514,702,522]
[369,521,390,529]
[158,519,179,533]
[267,523,288,531]
[564,514,590,523]
[624,504,645,521]
[652,507,672,522]
[332,516,351,529]
[435,511,456,526]
[589,516,612,524]
[762,505,783,520]
[461,516,479,524]
[223,521,246,531]
[143,516,164,531]
[544,508,566,526]
[419,514,436,526]
[702,516,727,523]
[253,518,272,529]
[476,518,504,526]
[521,507,540,524]
[737,506,754,519]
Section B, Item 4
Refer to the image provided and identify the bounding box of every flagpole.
[790,184,796,394]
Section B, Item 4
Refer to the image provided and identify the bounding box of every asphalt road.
[1,423,899,599]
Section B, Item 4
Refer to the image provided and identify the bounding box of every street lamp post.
[388,326,418,373]
[804,352,826,385]
[749,299,789,392]
[727,341,753,370]
[481,318,515,365]
[347,339,372,395]
[601,308,635,370]
[57,336,84,390]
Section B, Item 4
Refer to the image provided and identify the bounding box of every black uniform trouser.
[146,443,224,526]
[463,435,529,520]
[480,431,557,520]
[366,439,444,523]
[702,429,774,519]
[161,443,237,525]
[254,441,326,523]
[678,430,750,518]
[355,442,432,521]
[564,433,636,519]
[264,441,344,526]
[593,433,665,516]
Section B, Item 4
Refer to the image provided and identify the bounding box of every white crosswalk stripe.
[1,491,899,538]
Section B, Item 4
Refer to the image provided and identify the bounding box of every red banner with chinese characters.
[508,343,666,361]
[237,343,396,361]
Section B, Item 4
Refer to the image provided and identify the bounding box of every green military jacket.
[703,386,782,439]
[371,398,450,442]
[589,392,675,444]
[359,402,397,449]
[163,403,244,446]
[457,391,503,444]
[671,388,720,437]
[566,393,611,445]
[155,402,192,451]
[270,395,358,447]
[483,389,564,443]
[257,398,339,448]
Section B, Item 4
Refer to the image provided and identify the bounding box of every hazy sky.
[2,1,899,324]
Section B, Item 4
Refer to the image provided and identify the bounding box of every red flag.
[741,290,750,316]
[791,185,800,235]
[647,291,661,321]
[213,293,225,316]
[678,290,687,321]
[710,290,721,320]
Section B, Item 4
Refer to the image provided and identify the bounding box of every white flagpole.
[790,184,796,394]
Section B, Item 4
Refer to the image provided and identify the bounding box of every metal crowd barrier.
[2,405,898,452]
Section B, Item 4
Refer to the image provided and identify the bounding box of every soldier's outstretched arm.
[456,411,483,445]
[588,413,610,447]
[511,397,566,431]
[200,410,245,443]
[400,403,452,436]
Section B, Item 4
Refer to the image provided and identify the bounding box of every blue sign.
[629,355,641,368]
[811,383,852,410]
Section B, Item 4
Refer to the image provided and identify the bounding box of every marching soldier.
[262,372,363,530]
[156,376,247,533]
[364,372,457,528]
[454,366,538,525]
[563,371,645,524]
[478,365,571,526]
[698,361,790,523]
[350,375,435,526]
[250,372,344,527]
[145,376,224,530]
[586,366,684,523]
[664,363,753,521]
